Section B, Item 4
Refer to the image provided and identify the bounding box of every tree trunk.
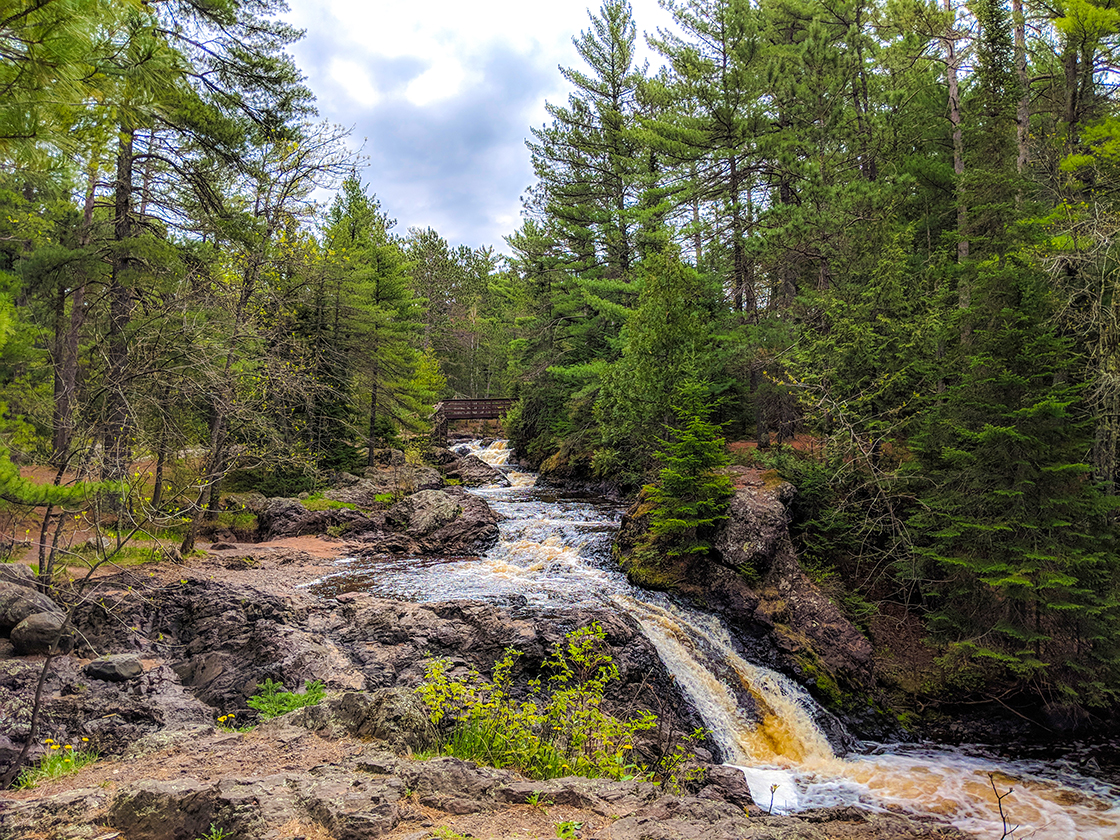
[1012,0,1030,173]
[945,0,967,264]
[945,0,971,349]
[151,424,167,511]
[728,156,756,321]
[104,128,135,483]
[691,173,702,267]
[52,166,97,466]
[367,365,380,469]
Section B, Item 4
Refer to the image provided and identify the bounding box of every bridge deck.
[432,398,513,444]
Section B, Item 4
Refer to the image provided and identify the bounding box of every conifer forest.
[4,0,1120,729]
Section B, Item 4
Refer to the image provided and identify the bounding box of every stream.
[312,440,1120,840]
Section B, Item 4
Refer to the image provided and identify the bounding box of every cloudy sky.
[284,0,676,251]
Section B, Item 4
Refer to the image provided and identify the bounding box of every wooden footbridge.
[431,398,513,445]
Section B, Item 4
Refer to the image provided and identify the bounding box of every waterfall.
[318,439,1120,840]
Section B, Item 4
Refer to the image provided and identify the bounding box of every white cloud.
[286,0,680,248]
[405,59,469,107]
[327,58,381,107]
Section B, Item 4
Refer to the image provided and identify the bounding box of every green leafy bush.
[247,678,326,719]
[417,623,658,781]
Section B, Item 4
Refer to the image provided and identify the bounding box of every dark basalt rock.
[255,497,375,541]
[4,753,972,840]
[85,653,144,682]
[615,477,892,746]
[443,453,510,487]
[350,487,500,555]
[0,582,61,632]
[0,563,37,588]
[10,612,70,655]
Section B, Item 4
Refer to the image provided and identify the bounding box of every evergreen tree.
[644,381,734,557]
[323,177,424,464]
[910,258,1120,702]
[593,247,727,482]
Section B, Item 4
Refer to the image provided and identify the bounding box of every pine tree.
[323,177,424,464]
[644,381,734,557]
[910,258,1120,702]
[593,247,727,481]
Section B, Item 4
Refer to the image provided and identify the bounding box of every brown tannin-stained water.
[311,440,1120,840]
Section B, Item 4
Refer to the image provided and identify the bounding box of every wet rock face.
[615,479,888,745]
[444,453,511,487]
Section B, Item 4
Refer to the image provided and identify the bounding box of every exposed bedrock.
[615,474,896,743]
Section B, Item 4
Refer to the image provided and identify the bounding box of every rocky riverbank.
[0,545,974,840]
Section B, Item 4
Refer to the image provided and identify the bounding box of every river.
[312,440,1120,840]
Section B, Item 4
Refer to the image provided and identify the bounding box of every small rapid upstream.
[314,440,1120,840]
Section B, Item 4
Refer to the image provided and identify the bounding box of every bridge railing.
[431,398,513,444]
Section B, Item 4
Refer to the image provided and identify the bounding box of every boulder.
[714,480,795,578]
[444,453,510,487]
[424,446,461,466]
[256,497,372,540]
[218,490,268,512]
[370,448,406,466]
[357,487,500,555]
[330,688,435,751]
[327,465,444,508]
[276,688,436,752]
[255,497,306,537]
[11,611,71,654]
[386,489,461,536]
[0,583,62,631]
[85,653,144,682]
[0,563,37,588]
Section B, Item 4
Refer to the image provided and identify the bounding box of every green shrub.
[246,678,325,719]
[416,623,658,781]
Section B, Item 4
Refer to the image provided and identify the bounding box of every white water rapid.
[315,440,1120,840]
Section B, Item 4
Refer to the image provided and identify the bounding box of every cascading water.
[313,440,1120,840]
